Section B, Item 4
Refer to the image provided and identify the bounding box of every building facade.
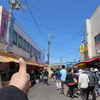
[86,5,100,59]
[0,6,45,64]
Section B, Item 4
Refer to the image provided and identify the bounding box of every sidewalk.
[28,79,100,100]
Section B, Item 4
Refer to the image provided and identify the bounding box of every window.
[18,35,23,48]
[33,47,36,56]
[13,31,18,46]
[23,39,26,51]
[94,33,100,44]
[27,43,30,53]
[98,34,100,42]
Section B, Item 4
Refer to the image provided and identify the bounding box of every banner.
[9,16,15,46]
[0,7,8,38]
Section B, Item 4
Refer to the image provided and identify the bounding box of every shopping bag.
[68,82,75,86]
[44,76,48,79]
[74,78,77,84]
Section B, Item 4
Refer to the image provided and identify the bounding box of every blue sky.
[1,0,100,64]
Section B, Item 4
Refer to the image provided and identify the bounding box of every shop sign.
[9,16,15,47]
[0,7,8,37]
[80,45,86,53]
[4,41,8,46]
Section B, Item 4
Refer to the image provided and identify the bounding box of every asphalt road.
[28,79,100,100]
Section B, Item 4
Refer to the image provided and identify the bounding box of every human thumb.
[19,58,26,74]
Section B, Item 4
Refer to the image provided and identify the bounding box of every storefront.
[72,57,100,69]
[0,50,47,87]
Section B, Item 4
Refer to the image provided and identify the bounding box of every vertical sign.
[9,16,15,46]
[0,7,8,40]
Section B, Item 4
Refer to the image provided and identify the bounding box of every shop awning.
[36,62,48,67]
[38,64,48,67]
[0,50,19,63]
[72,57,100,67]
[0,50,38,66]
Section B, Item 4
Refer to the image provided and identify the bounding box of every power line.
[13,13,78,35]
[14,20,46,49]
[38,0,53,31]
[26,1,81,31]
[24,0,48,42]
[51,44,79,56]
[59,30,82,44]
[31,0,50,32]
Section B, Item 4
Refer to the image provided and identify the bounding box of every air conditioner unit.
[30,53,33,57]
[95,48,100,54]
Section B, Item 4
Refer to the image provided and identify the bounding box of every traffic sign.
[4,41,9,46]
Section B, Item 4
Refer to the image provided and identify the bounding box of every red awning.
[39,64,48,67]
[72,57,100,66]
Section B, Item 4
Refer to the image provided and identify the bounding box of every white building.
[86,4,100,59]
[0,6,45,64]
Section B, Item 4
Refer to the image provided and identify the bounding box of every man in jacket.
[86,68,97,100]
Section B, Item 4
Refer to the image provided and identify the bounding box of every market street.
[28,79,100,100]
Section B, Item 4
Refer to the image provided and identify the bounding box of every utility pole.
[5,4,13,52]
[5,0,27,52]
[60,56,62,62]
[48,34,50,66]
[82,27,88,61]
[47,34,54,66]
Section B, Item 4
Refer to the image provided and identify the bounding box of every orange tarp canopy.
[0,50,38,66]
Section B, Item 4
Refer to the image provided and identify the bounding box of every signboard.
[0,7,8,37]
[9,16,15,47]
[4,41,8,46]
[80,45,86,52]
[66,62,79,67]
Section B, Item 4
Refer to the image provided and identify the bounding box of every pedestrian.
[94,68,100,96]
[0,58,31,100]
[66,68,75,99]
[39,68,43,82]
[86,68,97,100]
[60,65,67,96]
[55,68,61,90]
[43,68,49,86]
[73,68,79,96]
[78,70,89,100]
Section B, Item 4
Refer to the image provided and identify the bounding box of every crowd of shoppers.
[54,65,100,100]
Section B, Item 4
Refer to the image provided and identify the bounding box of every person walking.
[55,68,61,90]
[60,65,67,96]
[94,68,100,96]
[86,68,97,100]
[66,68,75,99]
[43,68,49,86]
[73,69,79,96]
[78,70,89,100]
